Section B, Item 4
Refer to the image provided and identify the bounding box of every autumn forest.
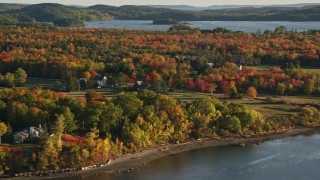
[0,23,319,176]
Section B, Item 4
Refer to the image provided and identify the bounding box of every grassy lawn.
[24,77,319,117]
[25,78,122,98]
[62,88,319,117]
[229,98,296,117]
[299,67,320,73]
[275,96,320,105]
[250,65,320,72]
[25,77,64,89]
[0,144,36,148]
[249,65,275,70]
[66,88,121,98]
[166,91,211,102]
[166,91,320,117]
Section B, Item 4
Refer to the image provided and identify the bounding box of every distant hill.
[207,3,320,9]
[0,3,28,11]
[110,5,320,21]
[267,3,320,8]
[147,3,320,11]
[87,4,117,11]
[0,3,319,24]
[17,3,113,22]
[87,5,184,20]
[147,5,255,11]
[0,13,35,24]
[200,6,320,21]
[147,5,199,11]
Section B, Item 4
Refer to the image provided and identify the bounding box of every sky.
[2,0,320,6]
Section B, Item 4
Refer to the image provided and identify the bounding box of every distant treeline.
[0,3,320,24]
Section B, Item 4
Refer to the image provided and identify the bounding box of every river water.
[62,133,320,180]
[85,20,320,32]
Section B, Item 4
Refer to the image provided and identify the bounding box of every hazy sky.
[2,0,320,6]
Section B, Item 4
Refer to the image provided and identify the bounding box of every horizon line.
[1,2,320,7]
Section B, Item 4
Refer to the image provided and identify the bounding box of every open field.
[166,91,211,102]
[166,91,320,117]
[250,65,320,72]
[24,78,320,117]
[230,97,296,117]
[300,67,320,73]
[0,143,35,148]
[66,88,121,98]
[25,77,64,89]
[65,88,320,117]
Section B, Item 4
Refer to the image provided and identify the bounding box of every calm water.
[63,133,320,180]
[85,20,320,32]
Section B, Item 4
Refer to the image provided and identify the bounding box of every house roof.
[17,126,44,134]
[14,131,29,137]
[135,81,143,86]
[33,127,44,132]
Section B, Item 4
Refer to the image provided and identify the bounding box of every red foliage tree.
[187,79,195,90]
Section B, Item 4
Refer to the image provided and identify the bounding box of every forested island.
[0,20,319,177]
[0,3,320,25]
[53,18,85,27]
[153,19,178,25]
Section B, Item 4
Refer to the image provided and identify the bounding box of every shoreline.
[12,126,318,180]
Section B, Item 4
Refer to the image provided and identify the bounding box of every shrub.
[265,96,288,104]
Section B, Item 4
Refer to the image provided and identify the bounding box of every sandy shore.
[12,127,318,180]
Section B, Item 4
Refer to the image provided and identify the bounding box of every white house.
[13,132,29,144]
[13,126,44,144]
[96,75,107,88]
[239,65,243,71]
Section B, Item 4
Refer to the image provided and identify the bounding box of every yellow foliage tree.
[37,115,64,170]
[86,128,111,163]
[0,122,7,144]
[247,86,258,99]
[39,138,62,170]
[0,148,9,175]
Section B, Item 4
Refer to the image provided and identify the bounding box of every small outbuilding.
[207,63,214,68]
[239,65,243,71]
[132,81,150,91]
